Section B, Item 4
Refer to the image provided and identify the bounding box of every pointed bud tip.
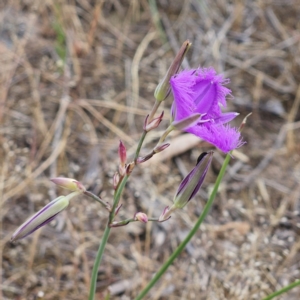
[158,206,174,222]
[118,140,127,166]
[154,41,192,101]
[154,143,170,153]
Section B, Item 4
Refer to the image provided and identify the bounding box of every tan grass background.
[1,0,300,299]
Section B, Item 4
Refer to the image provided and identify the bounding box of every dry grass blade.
[2,1,300,300]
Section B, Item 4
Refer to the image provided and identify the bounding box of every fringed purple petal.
[187,123,244,153]
[193,67,231,108]
[170,67,232,121]
[170,67,243,153]
[170,70,197,120]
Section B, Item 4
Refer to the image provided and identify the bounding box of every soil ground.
[1,1,300,299]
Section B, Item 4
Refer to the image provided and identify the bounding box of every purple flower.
[170,68,243,152]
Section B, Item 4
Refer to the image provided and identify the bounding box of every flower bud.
[118,140,127,166]
[134,212,148,223]
[154,40,191,101]
[172,151,213,209]
[50,177,86,192]
[11,191,81,241]
[118,140,127,176]
[144,111,164,132]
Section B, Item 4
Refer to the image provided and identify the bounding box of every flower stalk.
[134,152,232,300]
[89,127,151,299]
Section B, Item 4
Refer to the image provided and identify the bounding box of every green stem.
[134,131,147,163]
[157,125,174,146]
[148,99,161,123]
[89,175,129,300]
[134,153,232,300]
[88,224,111,300]
[110,217,160,227]
[262,279,300,300]
[89,119,152,299]
[109,175,129,224]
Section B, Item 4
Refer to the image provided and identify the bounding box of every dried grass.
[1,0,300,299]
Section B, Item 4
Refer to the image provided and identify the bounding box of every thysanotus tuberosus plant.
[17,39,300,300]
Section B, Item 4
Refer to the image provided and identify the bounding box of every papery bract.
[170,68,243,152]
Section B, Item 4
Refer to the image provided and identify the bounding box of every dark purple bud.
[173,151,213,209]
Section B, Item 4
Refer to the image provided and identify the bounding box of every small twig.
[84,191,111,212]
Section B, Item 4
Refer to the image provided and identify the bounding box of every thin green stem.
[84,191,111,211]
[262,279,300,300]
[157,125,174,146]
[88,224,111,300]
[109,175,129,224]
[134,131,147,163]
[89,115,153,299]
[110,217,160,227]
[134,153,232,300]
[148,99,161,123]
[89,175,129,300]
